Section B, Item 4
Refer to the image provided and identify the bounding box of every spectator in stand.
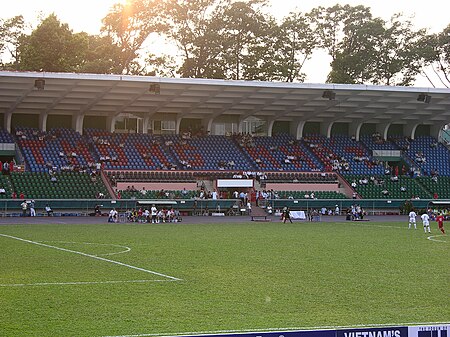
[19,191,25,199]
[211,189,218,200]
[95,205,102,216]
[45,204,54,216]
[433,192,439,199]
[21,200,27,216]
[3,161,9,175]
[181,188,188,198]
[29,200,36,217]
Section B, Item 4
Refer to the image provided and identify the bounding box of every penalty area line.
[0,233,182,281]
[101,321,450,337]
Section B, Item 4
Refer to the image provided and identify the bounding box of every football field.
[0,218,448,337]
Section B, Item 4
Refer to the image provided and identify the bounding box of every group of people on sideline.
[19,200,53,216]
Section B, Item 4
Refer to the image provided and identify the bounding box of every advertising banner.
[181,324,449,337]
[336,327,408,337]
[408,324,449,337]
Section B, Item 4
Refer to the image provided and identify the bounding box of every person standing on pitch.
[408,209,417,229]
[29,200,36,217]
[283,208,292,223]
[420,212,431,233]
[436,213,446,234]
[151,204,158,223]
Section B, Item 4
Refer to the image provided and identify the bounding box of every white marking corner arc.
[0,233,182,281]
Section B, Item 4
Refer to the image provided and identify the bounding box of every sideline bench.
[251,215,271,222]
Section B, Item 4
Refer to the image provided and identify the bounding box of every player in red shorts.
[436,213,446,234]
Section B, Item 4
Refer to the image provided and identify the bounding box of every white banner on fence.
[217,179,253,188]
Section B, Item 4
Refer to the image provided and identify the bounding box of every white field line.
[101,322,450,337]
[0,234,182,281]
[38,241,132,256]
[0,279,176,287]
[427,235,448,243]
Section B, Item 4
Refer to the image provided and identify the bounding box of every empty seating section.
[265,172,337,183]
[240,134,322,171]
[0,172,13,198]
[15,128,95,172]
[278,191,347,199]
[107,170,196,183]
[0,129,15,143]
[347,175,431,199]
[303,134,384,175]
[403,136,450,177]
[120,189,196,200]
[9,172,109,199]
[167,135,252,171]
[360,135,398,150]
[416,176,450,199]
[85,129,176,170]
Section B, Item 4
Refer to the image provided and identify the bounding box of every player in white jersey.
[408,210,417,229]
[421,213,431,233]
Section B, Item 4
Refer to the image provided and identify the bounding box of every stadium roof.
[0,71,449,133]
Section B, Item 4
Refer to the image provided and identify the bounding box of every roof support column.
[238,119,244,134]
[142,116,149,134]
[431,124,444,141]
[376,123,391,140]
[404,123,419,140]
[294,121,305,140]
[267,119,275,137]
[207,118,214,135]
[349,122,363,141]
[72,114,84,135]
[107,116,116,133]
[39,112,48,132]
[176,116,182,135]
[4,111,12,133]
[321,121,334,138]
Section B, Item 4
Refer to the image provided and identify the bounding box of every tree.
[327,17,384,84]
[370,14,427,86]
[420,25,450,88]
[323,9,426,86]
[218,0,270,80]
[0,15,25,70]
[163,0,229,78]
[78,34,124,74]
[101,0,167,74]
[275,11,316,82]
[18,14,88,72]
[309,4,373,62]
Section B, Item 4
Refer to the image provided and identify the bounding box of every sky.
[2,0,449,87]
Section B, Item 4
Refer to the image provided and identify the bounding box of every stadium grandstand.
[0,71,449,216]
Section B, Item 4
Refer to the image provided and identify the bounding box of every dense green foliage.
[0,1,448,86]
[1,220,448,337]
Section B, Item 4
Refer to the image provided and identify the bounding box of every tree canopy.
[0,1,448,87]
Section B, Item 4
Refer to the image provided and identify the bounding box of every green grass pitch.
[0,220,448,337]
